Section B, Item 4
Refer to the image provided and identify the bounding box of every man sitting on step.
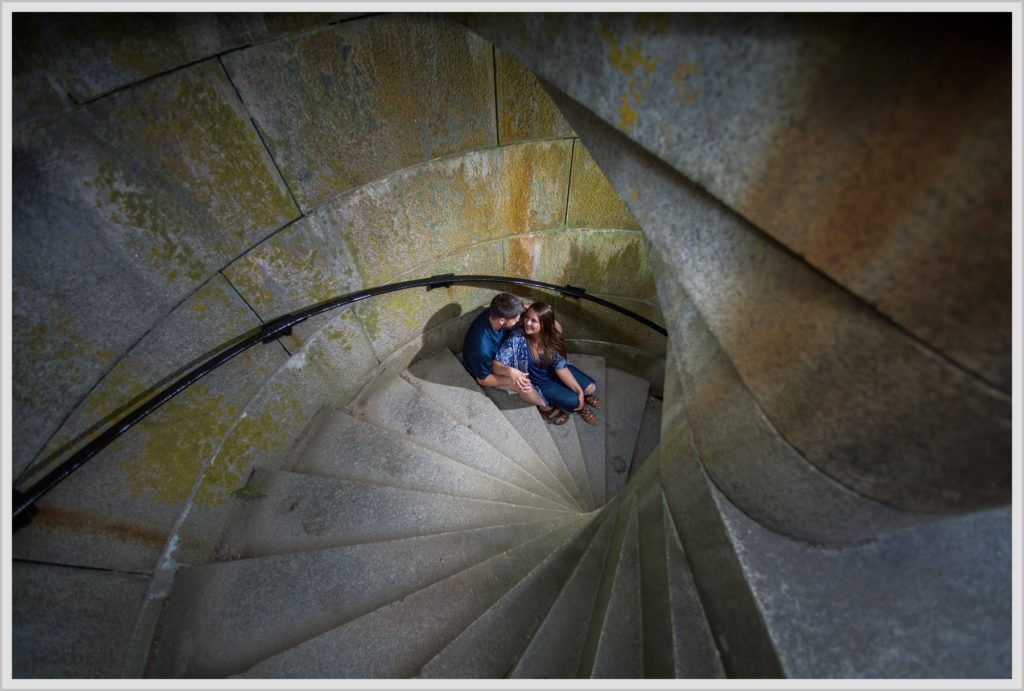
[462,293,546,408]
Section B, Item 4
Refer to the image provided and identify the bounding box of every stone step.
[414,507,614,678]
[404,349,582,509]
[290,408,574,511]
[509,502,620,679]
[481,384,590,511]
[576,491,634,676]
[637,471,675,678]
[588,495,643,678]
[215,468,573,560]
[235,516,590,678]
[546,412,597,511]
[346,374,575,511]
[604,368,651,501]
[661,492,725,678]
[146,515,579,677]
[628,395,662,480]
[568,354,608,507]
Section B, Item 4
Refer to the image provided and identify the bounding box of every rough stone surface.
[416,511,602,678]
[637,477,674,678]
[466,13,1011,388]
[403,349,580,508]
[721,483,1012,678]
[482,384,589,510]
[238,517,587,678]
[348,374,571,510]
[545,402,597,511]
[12,59,298,473]
[565,339,665,399]
[217,468,573,560]
[570,354,608,507]
[169,309,379,567]
[147,517,573,677]
[511,503,619,678]
[668,295,922,545]
[506,228,655,301]
[291,409,568,510]
[496,49,574,144]
[222,14,496,210]
[554,85,1010,514]
[589,498,643,678]
[628,396,662,479]
[322,141,571,287]
[15,13,266,101]
[12,562,150,678]
[11,15,70,126]
[13,276,285,573]
[566,141,640,230]
[604,368,650,501]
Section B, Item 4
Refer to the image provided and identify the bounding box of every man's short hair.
[489,293,525,320]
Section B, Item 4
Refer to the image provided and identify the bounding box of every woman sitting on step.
[494,302,601,426]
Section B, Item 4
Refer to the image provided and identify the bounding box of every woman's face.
[523,309,541,336]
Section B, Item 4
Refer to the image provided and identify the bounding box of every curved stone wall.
[13,13,663,575]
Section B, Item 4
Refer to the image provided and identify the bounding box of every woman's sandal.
[584,394,602,409]
[541,407,570,425]
[577,405,598,425]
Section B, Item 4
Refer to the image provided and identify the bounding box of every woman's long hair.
[526,302,567,367]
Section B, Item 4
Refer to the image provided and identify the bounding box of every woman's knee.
[584,383,596,395]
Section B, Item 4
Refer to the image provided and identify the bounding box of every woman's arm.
[555,365,586,411]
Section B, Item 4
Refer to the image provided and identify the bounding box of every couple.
[462,293,601,425]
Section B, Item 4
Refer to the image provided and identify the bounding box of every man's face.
[503,313,521,330]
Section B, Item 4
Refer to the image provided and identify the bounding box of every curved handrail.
[12,274,666,526]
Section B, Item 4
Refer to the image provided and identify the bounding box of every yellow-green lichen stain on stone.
[567,142,640,230]
[85,61,298,292]
[507,229,655,300]
[495,49,573,144]
[601,20,659,133]
[222,14,494,210]
[331,141,571,288]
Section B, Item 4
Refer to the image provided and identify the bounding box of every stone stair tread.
[662,492,725,678]
[415,503,615,678]
[146,515,579,677]
[235,516,590,678]
[346,373,574,510]
[546,414,597,510]
[291,407,576,512]
[604,368,651,501]
[480,385,590,511]
[628,395,663,480]
[589,496,643,678]
[569,354,608,507]
[510,501,621,679]
[404,349,582,509]
[216,468,573,560]
[637,474,676,678]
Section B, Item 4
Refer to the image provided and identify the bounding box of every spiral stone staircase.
[9,10,1012,681]
[142,348,694,678]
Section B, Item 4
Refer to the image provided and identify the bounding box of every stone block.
[13,276,286,573]
[566,142,640,230]
[467,13,1010,389]
[554,86,1010,514]
[222,14,496,210]
[11,15,69,127]
[506,228,655,300]
[496,48,573,144]
[13,562,150,678]
[329,141,571,287]
[13,59,298,471]
[20,13,266,101]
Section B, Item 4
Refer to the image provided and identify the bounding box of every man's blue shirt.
[462,310,507,380]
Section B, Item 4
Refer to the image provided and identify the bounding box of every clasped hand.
[509,368,532,393]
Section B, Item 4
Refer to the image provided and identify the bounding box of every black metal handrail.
[12,274,666,527]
